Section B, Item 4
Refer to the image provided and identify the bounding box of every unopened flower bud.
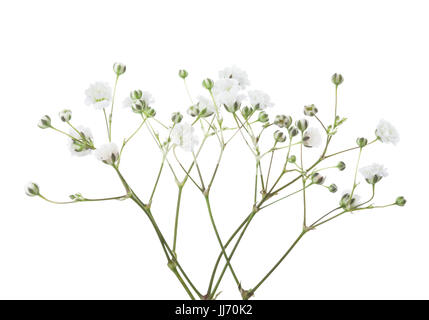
[395,196,406,207]
[356,137,368,148]
[59,109,72,122]
[288,126,299,137]
[38,115,51,129]
[258,111,269,123]
[187,105,200,117]
[132,99,147,113]
[145,107,156,118]
[288,155,296,163]
[171,112,183,124]
[273,130,287,142]
[311,173,326,185]
[202,78,214,90]
[296,119,308,132]
[130,89,143,100]
[25,182,40,197]
[178,69,188,79]
[331,73,344,86]
[224,101,240,113]
[328,184,338,193]
[274,115,292,128]
[241,106,253,120]
[337,161,346,171]
[303,104,318,117]
[113,62,126,76]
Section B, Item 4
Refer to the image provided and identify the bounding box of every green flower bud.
[288,126,299,137]
[356,137,368,148]
[199,107,214,118]
[296,119,308,132]
[328,184,338,193]
[187,105,200,117]
[288,155,296,163]
[224,101,241,113]
[241,106,254,120]
[25,182,40,197]
[202,78,214,90]
[331,73,344,86]
[38,115,51,129]
[171,112,183,124]
[59,109,72,122]
[340,192,359,210]
[113,62,126,76]
[395,196,406,207]
[303,104,318,117]
[311,173,326,185]
[132,99,147,113]
[273,130,287,142]
[144,107,156,118]
[130,89,143,100]
[274,115,292,128]
[258,111,269,123]
[178,69,188,79]
[337,161,346,171]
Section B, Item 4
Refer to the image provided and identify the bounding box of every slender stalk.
[38,194,128,204]
[108,75,120,141]
[172,185,183,254]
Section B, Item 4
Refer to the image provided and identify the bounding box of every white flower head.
[248,90,274,109]
[196,95,215,116]
[218,66,250,89]
[95,142,119,165]
[375,119,399,145]
[68,126,93,157]
[340,189,361,210]
[171,122,199,152]
[302,127,322,148]
[359,163,388,184]
[85,82,112,109]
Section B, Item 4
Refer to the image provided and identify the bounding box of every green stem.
[172,185,183,254]
[108,75,120,142]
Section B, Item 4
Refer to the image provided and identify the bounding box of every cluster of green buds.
[171,112,183,124]
[340,192,359,210]
[274,115,292,128]
[241,106,254,120]
[70,129,94,154]
[303,104,318,117]
[288,126,299,137]
[223,101,241,113]
[130,90,156,118]
[273,130,287,142]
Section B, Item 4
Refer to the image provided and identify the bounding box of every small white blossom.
[340,190,361,209]
[375,119,399,145]
[122,96,133,109]
[212,79,242,107]
[123,91,154,109]
[359,163,388,184]
[196,95,215,116]
[302,127,322,148]
[68,126,93,157]
[248,90,274,109]
[95,142,119,165]
[218,66,250,89]
[171,122,199,152]
[85,82,112,109]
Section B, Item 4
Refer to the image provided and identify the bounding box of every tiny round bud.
[130,89,143,100]
[38,115,51,129]
[273,130,287,142]
[331,73,344,86]
[311,173,326,185]
[132,99,147,113]
[328,184,338,193]
[356,137,368,148]
[59,109,72,122]
[288,155,296,163]
[288,126,299,137]
[202,78,214,90]
[241,106,254,120]
[187,105,200,117]
[178,69,188,79]
[171,112,183,124]
[296,119,308,132]
[113,62,126,76]
[25,182,40,197]
[144,107,156,118]
[337,161,346,171]
[274,115,292,128]
[258,111,269,123]
[303,104,318,117]
[395,196,406,207]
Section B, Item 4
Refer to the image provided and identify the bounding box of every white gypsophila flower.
[95,142,119,165]
[68,125,93,157]
[84,82,112,109]
[218,66,250,89]
[341,189,361,209]
[196,95,215,116]
[122,96,133,109]
[213,79,242,107]
[375,119,399,145]
[359,163,388,184]
[302,127,322,148]
[248,90,274,109]
[171,122,199,152]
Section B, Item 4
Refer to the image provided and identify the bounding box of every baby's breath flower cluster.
[27,63,406,300]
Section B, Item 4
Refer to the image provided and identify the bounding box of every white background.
[0,0,428,300]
